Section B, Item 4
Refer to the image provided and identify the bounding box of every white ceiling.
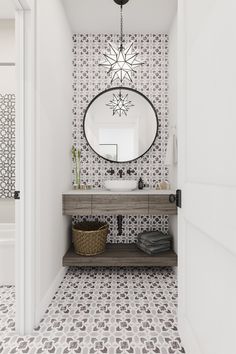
[0,0,15,19]
[62,0,177,33]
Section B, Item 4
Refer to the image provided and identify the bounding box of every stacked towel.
[136,231,172,255]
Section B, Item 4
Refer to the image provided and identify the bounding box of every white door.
[178,1,236,354]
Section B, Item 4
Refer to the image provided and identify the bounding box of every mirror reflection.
[84,88,158,163]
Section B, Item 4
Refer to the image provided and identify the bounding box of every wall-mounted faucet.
[107,168,115,176]
[127,168,135,176]
[118,169,125,178]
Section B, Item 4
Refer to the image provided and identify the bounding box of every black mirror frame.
[83,87,159,164]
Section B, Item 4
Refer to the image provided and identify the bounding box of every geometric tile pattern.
[0,267,185,353]
[73,215,169,243]
[0,94,15,198]
[72,34,169,242]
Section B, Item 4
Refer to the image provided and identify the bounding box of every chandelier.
[100,0,144,84]
[106,89,134,116]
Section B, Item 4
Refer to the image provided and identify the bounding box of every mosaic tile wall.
[72,34,169,242]
[0,94,15,198]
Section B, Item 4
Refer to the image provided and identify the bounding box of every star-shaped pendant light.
[100,0,144,84]
[100,42,143,83]
[106,90,134,116]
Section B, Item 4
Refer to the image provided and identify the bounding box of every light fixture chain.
[100,0,144,83]
[120,4,124,46]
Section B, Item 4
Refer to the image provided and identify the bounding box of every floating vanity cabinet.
[92,195,149,215]
[62,191,177,216]
[149,195,177,215]
[62,190,177,267]
[63,195,92,215]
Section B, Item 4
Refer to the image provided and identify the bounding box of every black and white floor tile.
[0,267,185,354]
[0,286,15,334]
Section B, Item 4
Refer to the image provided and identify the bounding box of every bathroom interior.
[1,0,235,353]
[2,0,180,351]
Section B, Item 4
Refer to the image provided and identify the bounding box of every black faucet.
[107,168,115,176]
[127,168,135,176]
[118,169,125,178]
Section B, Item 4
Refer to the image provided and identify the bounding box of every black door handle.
[169,190,182,208]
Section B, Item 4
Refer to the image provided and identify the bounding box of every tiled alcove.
[72,34,169,242]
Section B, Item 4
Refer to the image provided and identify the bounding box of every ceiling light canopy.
[100,0,144,84]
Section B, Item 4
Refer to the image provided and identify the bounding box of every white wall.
[168,14,178,253]
[35,0,72,323]
[0,20,15,285]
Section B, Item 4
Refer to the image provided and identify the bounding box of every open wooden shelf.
[63,243,177,267]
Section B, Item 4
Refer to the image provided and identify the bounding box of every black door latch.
[169,189,182,208]
[14,191,20,200]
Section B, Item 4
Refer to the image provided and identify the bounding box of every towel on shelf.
[137,230,163,238]
[137,242,171,255]
[139,239,171,247]
[138,234,172,243]
[136,230,173,255]
[137,231,172,243]
[165,125,178,166]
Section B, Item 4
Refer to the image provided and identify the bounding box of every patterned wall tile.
[72,34,169,242]
[73,215,169,243]
[0,94,15,198]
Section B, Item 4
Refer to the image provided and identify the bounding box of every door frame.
[11,0,193,340]
[177,0,194,351]
[13,0,37,334]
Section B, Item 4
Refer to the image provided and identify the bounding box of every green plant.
[72,146,81,187]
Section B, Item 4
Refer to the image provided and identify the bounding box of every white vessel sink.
[104,180,138,192]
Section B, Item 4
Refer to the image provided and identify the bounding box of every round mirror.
[83,87,158,163]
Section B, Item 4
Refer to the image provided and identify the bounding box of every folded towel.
[138,240,171,250]
[137,240,171,249]
[138,232,172,243]
[138,230,164,238]
[139,239,171,247]
[137,242,171,255]
[138,237,172,247]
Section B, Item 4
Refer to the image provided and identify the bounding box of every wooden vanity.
[62,189,177,267]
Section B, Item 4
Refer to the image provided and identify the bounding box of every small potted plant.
[72,146,81,189]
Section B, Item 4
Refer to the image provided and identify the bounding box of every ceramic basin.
[104,180,138,192]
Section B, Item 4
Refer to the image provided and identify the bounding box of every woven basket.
[72,221,108,256]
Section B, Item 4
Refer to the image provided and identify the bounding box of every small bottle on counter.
[138,177,144,190]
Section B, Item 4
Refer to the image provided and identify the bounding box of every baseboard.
[35,266,67,326]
